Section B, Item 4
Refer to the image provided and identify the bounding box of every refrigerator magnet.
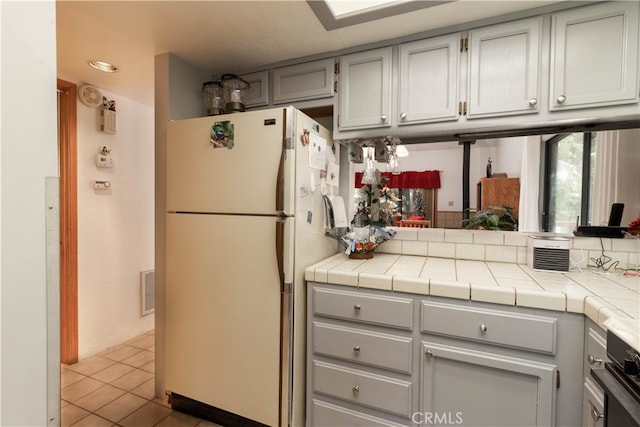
[301,129,310,146]
[210,121,234,149]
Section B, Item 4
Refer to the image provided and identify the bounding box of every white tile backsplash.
[417,228,445,242]
[485,245,518,263]
[455,243,485,261]
[444,229,474,243]
[402,240,428,256]
[428,242,456,258]
[473,230,505,245]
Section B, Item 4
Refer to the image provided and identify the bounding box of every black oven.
[591,330,640,427]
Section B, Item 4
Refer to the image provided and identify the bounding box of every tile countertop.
[305,253,640,352]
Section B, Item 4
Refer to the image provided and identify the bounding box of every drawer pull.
[353,345,361,353]
[352,385,360,395]
[425,349,433,359]
[588,354,603,366]
[590,403,603,421]
[479,324,488,333]
[353,304,361,312]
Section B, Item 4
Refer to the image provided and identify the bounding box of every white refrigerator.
[165,106,340,426]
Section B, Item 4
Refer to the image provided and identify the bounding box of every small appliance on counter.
[527,235,571,272]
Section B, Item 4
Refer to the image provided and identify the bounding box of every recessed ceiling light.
[89,60,118,73]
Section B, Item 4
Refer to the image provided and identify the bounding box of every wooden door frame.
[57,79,78,364]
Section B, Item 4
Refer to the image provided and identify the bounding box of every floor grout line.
[61,331,219,427]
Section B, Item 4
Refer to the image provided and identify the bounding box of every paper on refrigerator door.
[308,133,327,170]
[329,196,348,228]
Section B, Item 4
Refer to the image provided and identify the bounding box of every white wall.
[0,1,58,424]
[75,89,155,358]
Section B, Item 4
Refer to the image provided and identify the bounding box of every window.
[543,132,596,233]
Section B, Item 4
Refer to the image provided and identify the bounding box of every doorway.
[57,78,78,364]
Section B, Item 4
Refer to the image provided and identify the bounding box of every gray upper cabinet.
[397,34,460,125]
[272,58,335,104]
[240,70,270,108]
[550,1,640,111]
[467,16,542,118]
[338,47,393,130]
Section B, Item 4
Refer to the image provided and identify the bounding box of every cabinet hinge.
[334,80,338,93]
[556,370,560,389]
[334,62,340,75]
[460,37,468,52]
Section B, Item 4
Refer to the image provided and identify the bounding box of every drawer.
[421,301,557,353]
[313,287,413,330]
[313,322,413,373]
[312,361,413,418]
[311,399,409,427]
[584,325,607,378]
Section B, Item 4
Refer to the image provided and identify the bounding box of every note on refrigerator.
[308,133,326,170]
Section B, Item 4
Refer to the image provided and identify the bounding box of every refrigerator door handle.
[276,141,285,213]
[275,218,285,291]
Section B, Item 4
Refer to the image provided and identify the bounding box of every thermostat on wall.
[96,146,114,168]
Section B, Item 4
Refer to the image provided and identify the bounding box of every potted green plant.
[462,205,518,231]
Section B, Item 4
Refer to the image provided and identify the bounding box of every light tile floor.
[61,330,220,427]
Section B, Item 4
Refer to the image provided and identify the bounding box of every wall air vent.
[141,270,155,316]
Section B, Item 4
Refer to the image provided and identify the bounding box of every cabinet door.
[420,341,556,426]
[240,70,270,108]
[272,58,335,104]
[398,34,459,125]
[338,47,392,130]
[467,17,542,118]
[550,2,640,110]
[582,378,604,427]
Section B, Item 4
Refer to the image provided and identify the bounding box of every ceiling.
[56,1,564,106]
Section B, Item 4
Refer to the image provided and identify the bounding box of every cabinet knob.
[380,115,387,122]
[353,345,361,353]
[425,349,433,359]
[556,95,566,104]
[528,98,538,107]
[479,324,488,333]
[353,304,361,312]
[400,112,407,120]
[590,403,603,421]
[587,354,603,366]
[352,385,360,395]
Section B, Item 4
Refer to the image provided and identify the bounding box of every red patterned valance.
[355,170,441,189]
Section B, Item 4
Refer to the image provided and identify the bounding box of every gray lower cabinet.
[307,285,414,426]
[420,341,556,426]
[307,282,584,427]
[582,319,607,426]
